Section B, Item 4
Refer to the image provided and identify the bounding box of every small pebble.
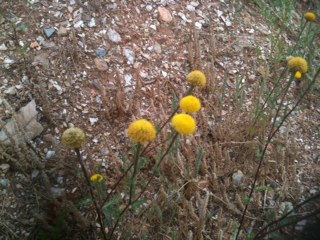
[95,49,107,57]
[46,150,56,159]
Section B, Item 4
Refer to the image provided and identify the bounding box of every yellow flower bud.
[172,114,196,135]
[187,70,206,88]
[128,119,157,144]
[62,127,86,149]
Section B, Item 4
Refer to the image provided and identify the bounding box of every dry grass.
[1,1,319,240]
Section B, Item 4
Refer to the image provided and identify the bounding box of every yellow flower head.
[128,119,157,144]
[295,71,302,79]
[91,174,104,182]
[187,70,206,88]
[62,127,86,148]
[305,12,317,22]
[172,114,196,135]
[287,57,308,73]
[180,95,201,114]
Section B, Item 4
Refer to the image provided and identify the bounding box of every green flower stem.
[236,68,319,239]
[251,66,288,128]
[140,85,194,157]
[289,21,307,55]
[99,161,134,209]
[128,144,142,204]
[236,74,295,239]
[75,148,107,240]
[108,132,179,239]
[159,85,195,132]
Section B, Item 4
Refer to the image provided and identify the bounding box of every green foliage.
[102,194,122,227]
[195,147,204,177]
[76,198,93,208]
[255,186,272,191]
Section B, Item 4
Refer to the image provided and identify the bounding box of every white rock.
[216,10,223,17]
[4,86,17,95]
[88,18,96,27]
[190,1,200,7]
[195,22,202,29]
[123,48,135,64]
[3,57,15,68]
[178,12,191,23]
[187,5,196,12]
[107,29,121,43]
[74,20,84,28]
[0,43,7,51]
[89,117,98,125]
[161,71,168,77]
[146,5,153,11]
[124,74,134,87]
[46,151,56,159]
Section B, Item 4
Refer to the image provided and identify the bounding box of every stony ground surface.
[0,0,319,239]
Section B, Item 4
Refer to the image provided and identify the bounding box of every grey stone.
[0,178,10,188]
[232,170,244,186]
[33,53,50,69]
[0,164,10,172]
[50,187,65,198]
[57,26,68,36]
[44,28,56,38]
[57,176,64,184]
[31,169,39,179]
[42,41,58,50]
[4,86,17,95]
[0,100,44,145]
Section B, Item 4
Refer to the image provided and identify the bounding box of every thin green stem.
[75,148,107,240]
[139,85,194,156]
[108,132,179,239]
[236,74,300,239]
[99,161,134,209]
[289,21,307,55]
[128,144,142,204]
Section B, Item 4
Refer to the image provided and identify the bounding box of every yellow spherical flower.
[305,12,317,22]
[91,174,104,182]
[295,71,302,79]
[62,127,86,148]
[180,95,201,114]
[128,119,157,144]
[172,114,196,135]
[187,70,206,88]
[287,57,308,73]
